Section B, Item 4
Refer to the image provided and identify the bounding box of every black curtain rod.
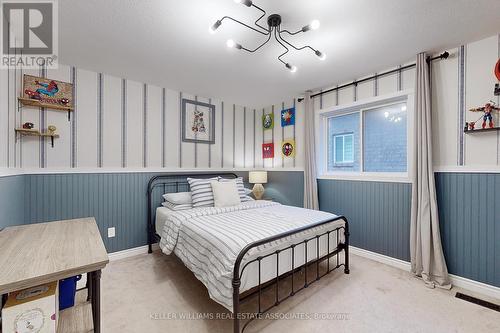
[303,51,450,101]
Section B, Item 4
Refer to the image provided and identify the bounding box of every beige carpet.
[100,251,500,333]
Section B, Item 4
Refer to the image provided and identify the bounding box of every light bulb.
[210,20,221,34]
[401,105,407,111]
[315,50,326,60]
[285,63,297,73]
[226,39,242,50]
[234,0,252,6]
[384,111,389,118]
[310,20,320,30]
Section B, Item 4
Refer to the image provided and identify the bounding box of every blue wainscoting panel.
[0,175,25,228]
[318,179,412,261]
[14,171,304,253]
[435,172,500,288]
[239,171,304,207]
[24,172,158,253]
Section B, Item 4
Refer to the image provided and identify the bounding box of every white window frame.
[315,90,415,183]
[332,133,354,165]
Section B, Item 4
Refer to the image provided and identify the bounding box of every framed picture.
[262,143,274,159]
[262,112,274,130]
[182,99,215,144]
[281,107,295,127]
[22,74,74,108]
[281,139,296,158]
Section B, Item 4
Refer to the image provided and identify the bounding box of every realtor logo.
[1,0,58,68]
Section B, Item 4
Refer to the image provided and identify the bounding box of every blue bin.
[59,275,82,310]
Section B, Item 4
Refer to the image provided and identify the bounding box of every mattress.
[158,201,346,312]
[155,206,176,235]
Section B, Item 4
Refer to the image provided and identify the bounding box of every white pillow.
[219,177,254,202]
[188,177,218,208]
[162,192,192,205]
[211,181,241,208]
[161,201,192,211]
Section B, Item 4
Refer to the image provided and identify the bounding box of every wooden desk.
[0,217,109,333]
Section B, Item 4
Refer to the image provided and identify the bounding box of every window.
[333,134,354,164]
[363,103,407,172]
[322,94,410,177]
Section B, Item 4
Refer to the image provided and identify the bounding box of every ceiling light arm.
[278,28,317,53]
[219,16,269,36]
[274,28,290,65]
[251,3,269,33]
[280,28,303,36]
[240,32,272,53]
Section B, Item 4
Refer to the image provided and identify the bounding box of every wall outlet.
[108,227,116,238]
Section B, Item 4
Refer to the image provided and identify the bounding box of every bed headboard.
[146,172,238,253]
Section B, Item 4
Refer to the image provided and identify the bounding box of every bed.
[147,173,349,333]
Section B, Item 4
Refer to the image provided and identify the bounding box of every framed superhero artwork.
[280,107,295,127]
[262,143,274,159]
[262,113,274,130]
[281,139,296,158]
[22,74,73,108]
[181,98,216,144]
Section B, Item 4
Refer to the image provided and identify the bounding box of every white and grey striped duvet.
[158,201,345,311]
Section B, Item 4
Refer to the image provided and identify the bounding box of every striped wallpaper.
[0,64,304,171]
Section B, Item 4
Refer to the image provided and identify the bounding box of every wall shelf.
[18,97,74,111]
[15,128,60,147]
[464,127,500,134]
[18,97,74,121]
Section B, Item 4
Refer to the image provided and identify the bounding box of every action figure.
[469,102,500,129]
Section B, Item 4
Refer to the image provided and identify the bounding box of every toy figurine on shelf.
[469,102,500,129]
[47,125,57,135]
[464,122,475,132]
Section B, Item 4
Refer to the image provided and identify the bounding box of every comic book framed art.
[181,98,215,144]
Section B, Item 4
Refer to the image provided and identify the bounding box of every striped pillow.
[219,177,254,202]
[161,201,192,211]
[187,177,218,208]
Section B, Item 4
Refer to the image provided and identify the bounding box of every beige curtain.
[410,53,451,289]
[303,91,319,209]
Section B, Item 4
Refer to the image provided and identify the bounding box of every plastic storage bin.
[58,275,82,310]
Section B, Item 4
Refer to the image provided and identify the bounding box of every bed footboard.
[232,216,349,333]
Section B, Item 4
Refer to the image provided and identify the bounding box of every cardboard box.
[2,281,58,333]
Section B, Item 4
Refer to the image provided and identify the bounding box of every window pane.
[334,136,344,163]
[343,135,353,162]
[363,102,407,172]
[328,113,360,172]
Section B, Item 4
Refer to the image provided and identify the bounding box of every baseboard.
[350,246,500,301]
[350,246,411,271]
[108,243,159,261]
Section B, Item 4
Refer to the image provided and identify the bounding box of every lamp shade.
[249,171,267,184]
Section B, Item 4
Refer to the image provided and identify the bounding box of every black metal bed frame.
[147,173,350,333]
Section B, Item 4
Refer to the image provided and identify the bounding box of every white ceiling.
[59,0,500,108]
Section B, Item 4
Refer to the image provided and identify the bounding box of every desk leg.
[87,272,93,302]
[91,270,102,333]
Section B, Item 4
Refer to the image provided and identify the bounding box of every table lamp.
[249,171,268,200]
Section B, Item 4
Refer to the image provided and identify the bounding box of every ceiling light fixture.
[210,1,326,72]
